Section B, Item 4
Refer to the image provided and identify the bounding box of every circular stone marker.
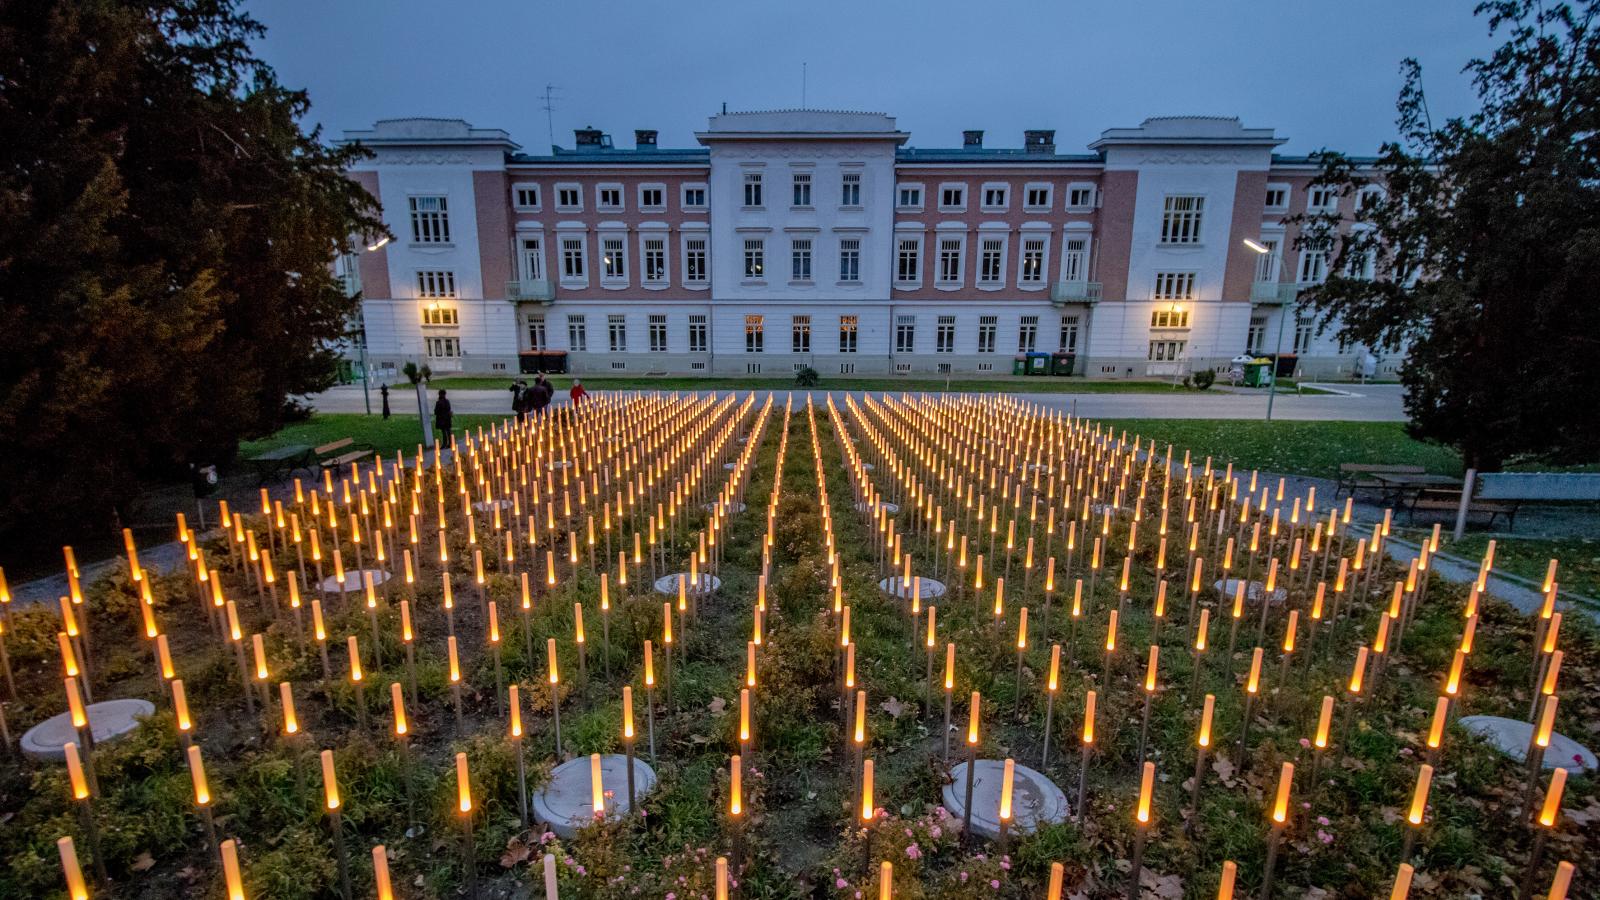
[472,499,513,513]
[857,501,900,514]
[724,462,737,471]
[320,569,392,594]
[705,502,747,514]
[533,753,658,839]
[942,760,1069,841]
[23,699,157,762]
[862,462,876,471]
[548,460,572,469]
[653,573,722,595]
[879,576,948,600]
[1212,578,1287,606]
[1459,715,1597,772]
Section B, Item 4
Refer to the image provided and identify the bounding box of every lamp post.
[1243,239,1288,421]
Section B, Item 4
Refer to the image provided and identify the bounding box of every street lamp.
[1243,239,1288,421]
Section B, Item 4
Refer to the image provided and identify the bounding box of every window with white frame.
[896,237,920,283]
[1294,315,1315,353]
[1307,187,1337,213]
[607,314,627,352]
[790,238,812,281]
[1344,245,1375,280]
[561,237,586,280]
[408,196,450,244]
[1159,195,1205,244]
[1356,186,1384,212]
[639,185,665,210]
[791,172,812,208]
[688,314,708,353]
[743,172,763,207]
[939,184,966,211]
[425,336,460,358]
[981,185,1008,210]
[979,238,1004,285]
[1150,308,1191,329]
[417,270,457,300]
[841,172,861,207]
[1018,315,1039,352]
[838,315,858,353]
[421,305,458,326]
[1058,315,1079,353]
[648,314,668,352]
[1061,237,1089,282]
[897,184,923,210]
[527,313,547,350]
[598,186,623,210]
[1297,245,1328,284]
[1151,271,1196,301]
[937,237,963,285]
[936,316,955,353]
[977,316,997,353]
[556,185,582,211]
[682,185,707,209]
[519,237,544,282]
[601,236,627,281]
[513,184,541,210]
[1264,184,1290,210]
[1246,317,1267,354]
[1024,185,1051,211]
[1067,185,1096,209]
[643,237,667,284]
[684,237,708,283]
[1253,239,1281,282]
[895,315,915,353]
[838,238,861,283]
[744,314,764,352]
[1020,238,1045,283]
[743,239,764,279]
[792,315,811,353]
[1147,339,1186,361]
[567,314,587,351]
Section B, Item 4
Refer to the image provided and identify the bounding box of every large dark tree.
[0,1,384,545]
[1292,0,1600,471]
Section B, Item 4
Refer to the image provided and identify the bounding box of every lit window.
[792,315,811,353]
[1149,308,1191,329]
[743,239,764,279]
[744,314,764,353]
[838,315,858,353]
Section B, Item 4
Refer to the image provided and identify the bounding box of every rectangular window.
[979,238,1004,284]
[792,315,811,353]
[416,270,457,299]
[425,336,460,358]
[896,238,920,282]
[639,186,665,210]
[598,186,623,210]
[688,314,708,353]
[1058,315,1079,353]
[643,237,667,283]
[519,238,544,282]
[841,172,861,207]
[1264,186,1289,210]
[1021,238,1045,283]
[1297,247,1328,284]
[607,314,627,352]
[1068,186,1095,209]
[1061,237,1088,282]
[744,314,764,353]
[743,173,763,207]
[682,185,707,209]
[743,239,764,279]
[602,236,627,280]
[838,315,858,353]
[982,186,1007,209]
[1147,340,1186,361]
[408,196,450,244]
[938,238,963,284]
[1159,195,1205,245]
[1345,247,1374,281]
[792,172,812,207]
[513,184,540,210]
[567,314,588,352]
[936,315,955,353]
[977,315,997,353]
[649,314,668,352]
[527,314,547,350]
[1246,317,1267,354]
[939,185,965,210]
[1018,315,1039,353]
[1150,308,1191,329]
[895,315,915,354]
[557,185,582,211]
[421,305,458,326]
[1025,186,1051,210]
[838,239,861,283]
[897,185,923,209]
[561,238,586,280]
[685,238,708,283]
[791,239,812,281]
[1151,271,1196,301]
[1308,187,1337,212]
[1294,316,1315,353]
[1254,239,1281,282]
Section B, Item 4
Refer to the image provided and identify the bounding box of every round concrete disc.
[23,699,158,762]
[320,569,392,593]
[942,759,1069,841]
[857,502,900,514]
[879,576,948,600]
[653,573,722,595]
[472,499,513,512]
[705,502,747,514]
[1459,715,1597,772]
[1212,578,1287,606]
[534,753,657,838]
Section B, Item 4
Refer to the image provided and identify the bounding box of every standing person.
[569,378,587,407]
[511,380,526,422]
[379,384,391,419]
[433,389,454,449]
[528,375,550,417]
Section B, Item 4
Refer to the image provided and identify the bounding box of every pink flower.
[1000,859,1010,871]
[541,832,556,844]
[929,825,942,839]
[1316,816,1330,826]
[905,844,922,860]
[959,872,969,883]
[1298,738,1311,748]
[666,893,676,900]
[1399,748,1413,757]
[1317,830,1333,844]
[836,879,848,889]
[990,880,1001,890]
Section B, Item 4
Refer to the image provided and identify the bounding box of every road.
[306,382,1408,422]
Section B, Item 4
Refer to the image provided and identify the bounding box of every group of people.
[429,375,588,451]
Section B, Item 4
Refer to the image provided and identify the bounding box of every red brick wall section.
[350,170,391,298]
[1096,169,1138,301]
[1223,170,1269,301]
[474,170,512,299]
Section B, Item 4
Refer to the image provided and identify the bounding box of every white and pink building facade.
[339,110,1395,380]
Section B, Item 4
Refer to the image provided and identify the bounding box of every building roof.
[895,147,1104,164]
[340,118,519,150]
[507,147,711,165]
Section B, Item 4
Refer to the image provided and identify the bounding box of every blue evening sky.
[249,0,1496,156]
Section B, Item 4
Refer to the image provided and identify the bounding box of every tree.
[0,1,385,546]
[1290,0,1600,471]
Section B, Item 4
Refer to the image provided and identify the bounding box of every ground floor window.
[426,336,460,358]
[689,315,708,353]
[649,314,668,352]
[745,314,764,352]
[1058,315,1079,353]
[527,314,547,351]
[1148,339,1186,361]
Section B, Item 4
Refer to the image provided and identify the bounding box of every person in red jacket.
[569,378,587,406]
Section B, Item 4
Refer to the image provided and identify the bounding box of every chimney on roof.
[574,127,611,148]
[634,129,658,149]
[963,130,984,148]
[1024,129,1056,154]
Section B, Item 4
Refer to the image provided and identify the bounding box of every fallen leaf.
[1140,870,1183,898]
[1212,756,1237,786]
[131,853,155,872]
[708,696,727,714]
[880,697,906,719]
[501,839,532,868]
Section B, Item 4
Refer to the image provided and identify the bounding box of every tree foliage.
[0,0,385,543]
[1290,0,1600,470]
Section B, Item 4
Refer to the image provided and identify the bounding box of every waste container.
[1050,352,1076,376]
[1243,360,1272,388]
[1273,353,1298,379]
[1012,355,1028,376]
[1026,352,1052,375]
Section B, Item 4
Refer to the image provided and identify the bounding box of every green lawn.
[1099,418,1463,480]
[239,413,502,459]
[408,374,1285,395]
[1444,534,1600,599]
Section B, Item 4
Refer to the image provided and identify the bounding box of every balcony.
[1051,280,1102,303]
[1251,281,1298,304]
[506,278,553,303]
[336,273,362,298]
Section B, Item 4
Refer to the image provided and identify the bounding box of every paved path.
[305,382,1408,422]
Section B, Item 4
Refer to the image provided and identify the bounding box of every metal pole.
[1265,301,1291,422]
[1453,469,1477,541]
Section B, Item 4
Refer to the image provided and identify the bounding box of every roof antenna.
[722,101,727,114]
[540,84,561,153]
[802,61,807,107]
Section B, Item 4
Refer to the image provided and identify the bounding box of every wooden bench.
[1335,463,1426,499]
[1406,486,1521,530]
[314,438,375,477]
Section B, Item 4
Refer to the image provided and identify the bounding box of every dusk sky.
[250,0,1497,156]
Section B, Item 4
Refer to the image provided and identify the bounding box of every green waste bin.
[1012,355,1028,376]
[1050,352,1076,376]
[1243,361,1272,387]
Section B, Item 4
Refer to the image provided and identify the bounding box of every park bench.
[1334,463,1426,499]
[1410,472,1600,532]
[1405,485,1521,530]
[315,438,375,477]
